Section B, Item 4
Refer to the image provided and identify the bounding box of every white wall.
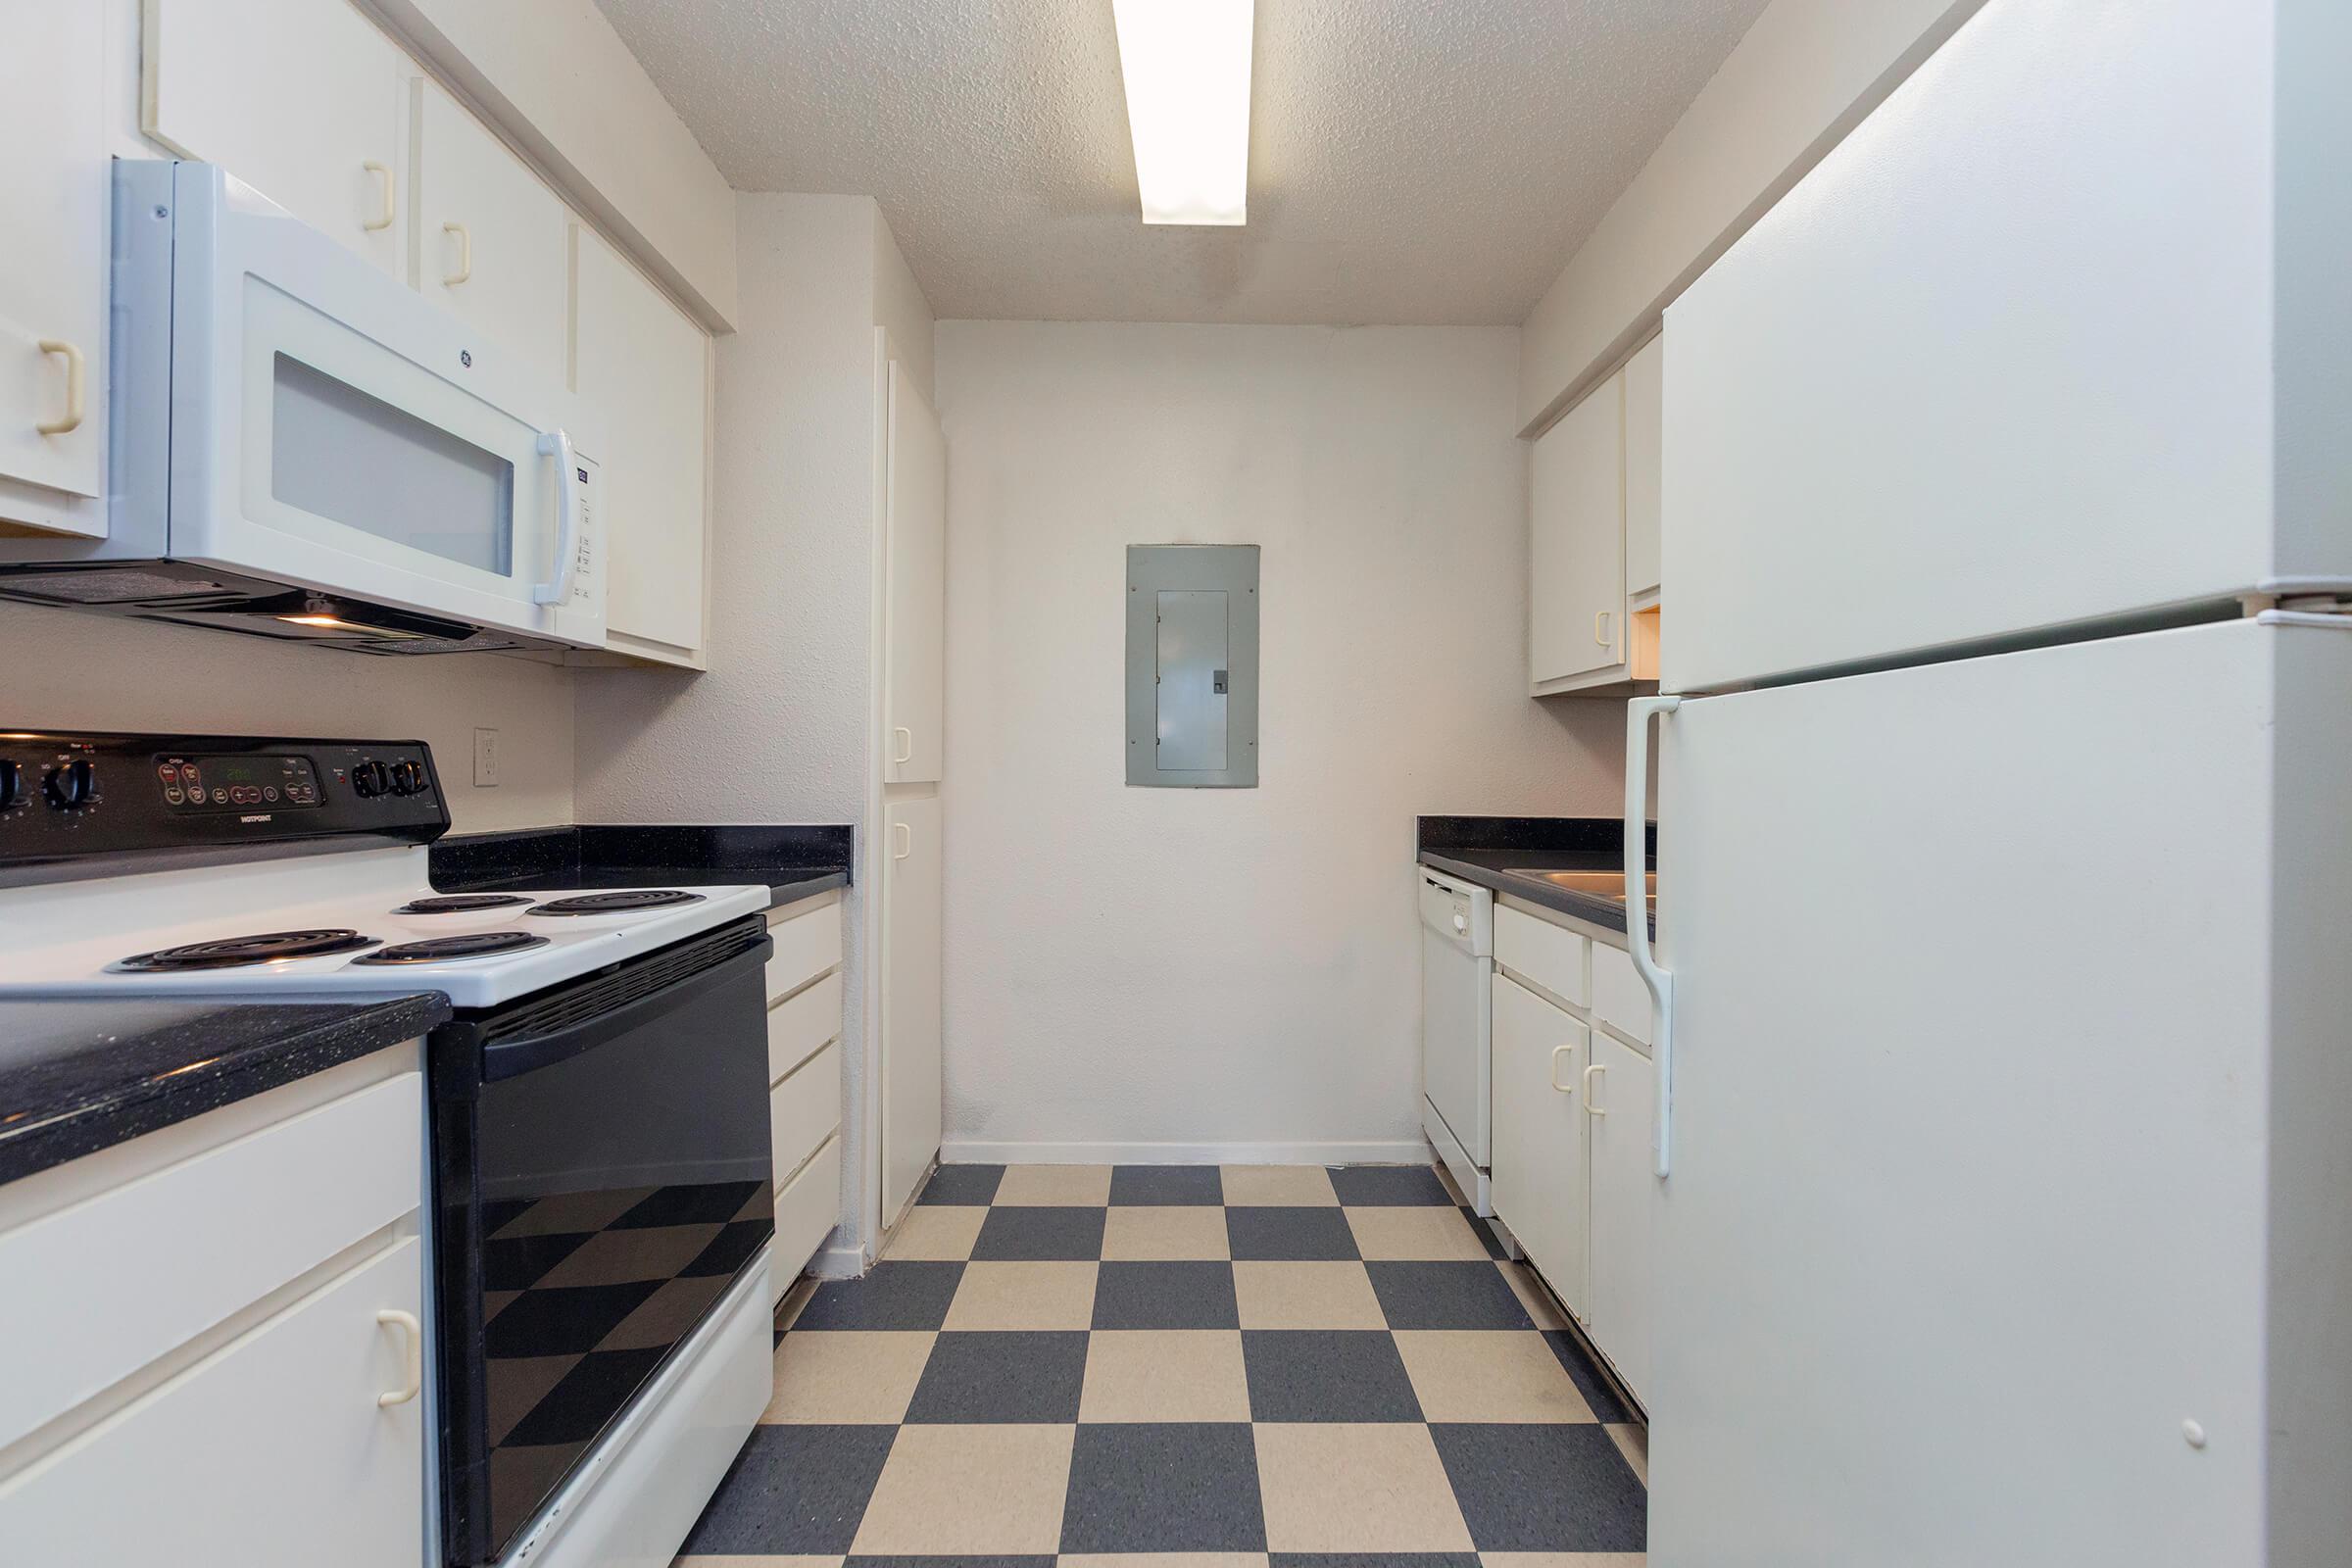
[1518,0,1985,431]
[0,602,574,832]
[935,320,1623,1162]
[575,191,933,1262]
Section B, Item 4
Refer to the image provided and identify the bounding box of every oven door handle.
[479,933,774,1082]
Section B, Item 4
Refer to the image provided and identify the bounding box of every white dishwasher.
[1418,868,1494,1213]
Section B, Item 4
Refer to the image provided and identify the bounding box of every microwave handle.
[532,428,580,606]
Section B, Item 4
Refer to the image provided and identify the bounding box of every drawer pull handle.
[35,339,84,435]
[363,161,396,231]
[1548,1041,1576,1094]
[1582,1060,1608,1116]
[376,1308,422,1407]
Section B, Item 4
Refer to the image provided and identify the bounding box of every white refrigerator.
[1625,2,2352,1564]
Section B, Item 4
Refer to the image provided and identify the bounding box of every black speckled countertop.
[0,994,451,1186]
[431,824,852,910]
[1416,815,1655,936]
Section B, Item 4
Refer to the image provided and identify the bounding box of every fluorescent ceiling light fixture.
[1112,0,1254,225]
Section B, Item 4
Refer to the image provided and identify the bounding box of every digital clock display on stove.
[156,754,321,811]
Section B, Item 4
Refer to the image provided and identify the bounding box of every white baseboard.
[808,1243,866,1279]
[940,1139,1432,1167]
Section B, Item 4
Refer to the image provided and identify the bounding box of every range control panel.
[0,731,449,880]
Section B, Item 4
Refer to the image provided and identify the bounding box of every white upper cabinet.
[1529,371,1626,693]
[410,78,569,382]
[571,223,710,663]
[886,360,948,784]
[0,0,106,532]
[145,0,409,278]
[1622,334,1663,602]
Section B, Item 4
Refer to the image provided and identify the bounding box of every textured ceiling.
[593,0,1771,324]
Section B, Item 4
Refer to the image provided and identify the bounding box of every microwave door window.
[270,353,516,574]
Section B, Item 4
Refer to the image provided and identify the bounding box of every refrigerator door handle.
[1626,695,1681,1177]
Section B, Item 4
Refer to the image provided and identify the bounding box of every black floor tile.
[1428,1423,1647,1552]
[1060,1422,1267,1552]
[679,1423,898,1554]
[793,1261,966,1331]
[1225,1205,1361,1260]
[1542,1327,1635,1424]
[1365,1261,1534,1329]
[970,1205,1107,1261]
[1091,1260,1240,1329]
[483,1281,661,1357]
[1462,1206,1509,1259]
[1328,1166,1453,1206]
[482,1230,592,1292]
[918,1164,1006,1205]
[1271,1557,1483,1568]
[903,1330,1089,1423]
[612,1180,765,1228]
[500,1346,668,1446]
[1109,1164,1225,1205]
[1242,1330,1424,1422]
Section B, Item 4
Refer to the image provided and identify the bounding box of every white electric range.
[0,730,781,1568]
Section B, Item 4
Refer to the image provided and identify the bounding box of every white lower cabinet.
[1585,1030,1656,1402]
[765,895,847,1298]
[1490,970,1591,1320]
[881,797,944,1222]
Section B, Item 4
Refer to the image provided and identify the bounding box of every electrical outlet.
[473,727,500,787]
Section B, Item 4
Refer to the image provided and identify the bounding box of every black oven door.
[429,915,774,1566]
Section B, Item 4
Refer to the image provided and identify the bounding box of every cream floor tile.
[1231,1260,1387,1329]
[1060,1557,1270,1568]
[1345,1205,1494,1262]
[942,1260,1100,1330]
[849,1424,1076,1554]
[1102,1205,1232,1260]
[1433,1162,1466,1203]
[994,1163,1113,1205]
[1394,1330,1595,1422]
[1078,1330,1250,1422]
[760,1331,935,1424]
[1481,1554,1646,1567]
[1498,1261,1571,1330]
[676,1557,846,1567]
[1253,1423,1474,1552]
[1608,1422,1649,1486]
[884,1203,987,1260]
[1219,1165,1339,1206]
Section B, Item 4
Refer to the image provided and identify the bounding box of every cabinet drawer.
[1496,905,1589,1007]
[768,970,843,1084]
[0,1236,425,1565]
[0,1072,422,1451]
[765,899,843,1003]
[1591,941,1653,1049]
[772,1133,842,1296]
[770,1042,842,1185]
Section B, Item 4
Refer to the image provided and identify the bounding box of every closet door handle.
[376,1309,422,1407]
[893,821,912,860]
[34,340,83,435]
[443,220,471,285]
[1582,1061,1608,1115]
[1548,1041,1577,1094]
[893,726,912,765]
[362,161,396,231]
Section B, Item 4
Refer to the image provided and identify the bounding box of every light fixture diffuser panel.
[1112,0,1254,225]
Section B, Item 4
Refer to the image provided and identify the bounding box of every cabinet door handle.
[34,340,83,435]
[375,1308,422,1407]
[442,220,471,285]
[1582,1060,1608,1115]
[893,821,912,860]
[1548,1041,1577,1094]
[893,725,912,765]
[1594,609,1614,649]
[363,161,396,231]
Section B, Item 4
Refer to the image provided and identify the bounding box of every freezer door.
[1662,0,2349,692]
[1646,618,2307,1566]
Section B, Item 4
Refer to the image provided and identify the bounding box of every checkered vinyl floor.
[676,1162,1647,1565]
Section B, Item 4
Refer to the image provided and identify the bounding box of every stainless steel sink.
[1506,868,1656,908]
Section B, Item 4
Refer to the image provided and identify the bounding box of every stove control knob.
[43,759,96,810]
[390,760,426,797]
[353,760,390,798]
[0,760,21,810]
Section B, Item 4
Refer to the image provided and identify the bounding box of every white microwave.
[0,161,604,655]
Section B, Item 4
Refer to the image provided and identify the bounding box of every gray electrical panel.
[1126,544,1258,788]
